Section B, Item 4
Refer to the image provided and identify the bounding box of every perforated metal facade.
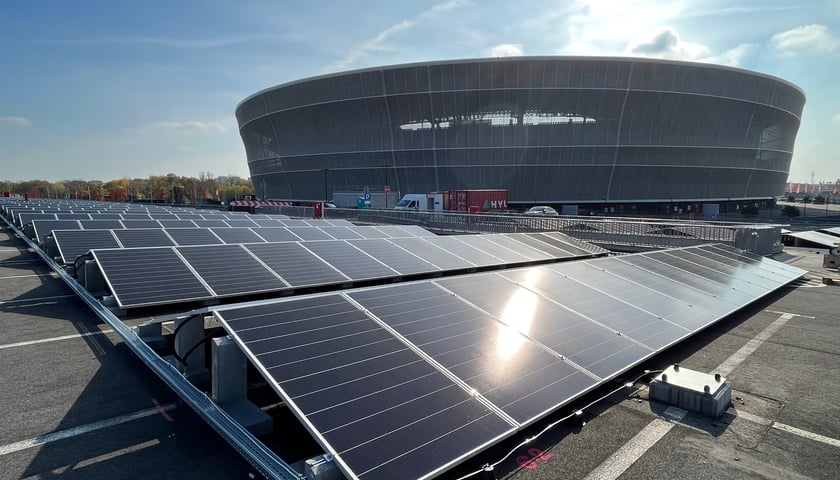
[236,57,805,205]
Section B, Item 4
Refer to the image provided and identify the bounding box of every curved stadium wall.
[236,57,805,207]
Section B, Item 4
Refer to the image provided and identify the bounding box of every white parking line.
[0,403,176,456]
[773,422,840,448]
[0,294,76,305]
[714,313,794,376]
[0,273,58,279]
[582,312,797,479]
[0,329,114,350]
[583,407,686,480]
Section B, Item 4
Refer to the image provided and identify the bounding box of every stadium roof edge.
[236,55,805,111]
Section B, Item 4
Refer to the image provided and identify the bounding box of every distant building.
[236,57,805,211]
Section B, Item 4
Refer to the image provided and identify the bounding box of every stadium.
[236,57,805,213]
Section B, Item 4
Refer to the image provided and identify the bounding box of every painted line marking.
[583,407,685,480]
[714,313,794,377]
[0,294,76,305]
[0,403,177,456]
[773,422,840,448]
[584,312,797,480]
[727,408,840,448]
[0,273,58,280]
[765,310,815,319]
[0,329,114,350]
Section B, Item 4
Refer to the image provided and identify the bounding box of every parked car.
[524,206,558,216]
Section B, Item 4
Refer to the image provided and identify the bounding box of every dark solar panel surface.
[347,238,439,275]
[176,245,288,296]
[30,220,81,242]
[453,235,532,263]
[165,228,224,246]
[244,243,348,287]
[113,228,176,248]
[210,244,804,480]
[157,219,197,228]
[223,218,259,228]
[193,219,229,228]
[348,283,598,424]
[93,247,213,308]
[209,227,265,244]
[251,227,301,243]
[287,227,334,241]
[215,296,514,480]
[79,219,124,230]
[53,229,120,264]
[304,241,397,280]
[119,219,161,229]
[387,237,474,270]
[319,226,365,240]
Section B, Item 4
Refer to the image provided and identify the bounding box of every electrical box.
[649,364,732,418]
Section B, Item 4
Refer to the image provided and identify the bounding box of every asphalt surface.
[1,217,839,480]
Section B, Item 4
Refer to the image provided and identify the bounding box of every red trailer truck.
[440,189,508,212]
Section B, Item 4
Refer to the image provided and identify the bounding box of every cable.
[173,326,225,367]
[454,369,663,480]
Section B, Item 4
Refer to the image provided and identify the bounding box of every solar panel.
[209,244,804,480]
[347,239,440,275]
[286,227,334,241]
[278,219,310,227]
[29,220,82,242]
[157,219,198,228]
[319,226,365,240]
[251,227,302,243]
[303,241,398,280]
[193,219,229,228]
[120,219,162,229]
[251,218,287,227]
[244,243,349,287]
[348,283,598,424]
[165,228,224,246]
[113,228,176,248]
[79,219,125,230]
[52,229,120,265]
[421,236,501,266]
[176,244,289,297]
[92,247,214,308]
[503,233,580,258]
[214,296,514,480]
[449,235,532,263]
[209,227,265,244]
[387,237,475,270]
[223,218,259,228]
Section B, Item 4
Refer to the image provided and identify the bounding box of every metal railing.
[325,208,785,254]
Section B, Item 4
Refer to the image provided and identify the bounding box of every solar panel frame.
[113,228,177,248]
[302,241,400,281]
[52,229,121,265]
[346,238,441,275]
[251,227,304,242]
[214,295,516,480]
[92,247,214,308]
[244,242,351,287]
[209,227,266,244]
[165,228,225,246]
[176,244,290,297]
[30,220,82,242]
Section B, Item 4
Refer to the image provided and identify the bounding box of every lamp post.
[383,165,389,209]
[322,168,329,202]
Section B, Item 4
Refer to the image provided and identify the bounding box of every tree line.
[2,172,254,204]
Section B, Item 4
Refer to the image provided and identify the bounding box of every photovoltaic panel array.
[88,232,607,309]
[48,225,437,265]
[211,243,805,480]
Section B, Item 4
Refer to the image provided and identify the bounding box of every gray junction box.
[649,364,732,418]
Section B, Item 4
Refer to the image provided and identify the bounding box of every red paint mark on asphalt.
[152,398,175,422]
[516,448,553,470]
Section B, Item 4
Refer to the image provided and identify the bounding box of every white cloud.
[489,43,524,57]
[702,43,755,67]
[0,116,32,127]
[771,24,839,53]
[53,33,286,49]
[139,121,227,135]
[833,113,840,124]
[332,0,469,69]
[627,27,710,60]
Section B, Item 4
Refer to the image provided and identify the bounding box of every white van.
[393,194,427,211]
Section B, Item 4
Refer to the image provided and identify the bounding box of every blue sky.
[1,0,838,184]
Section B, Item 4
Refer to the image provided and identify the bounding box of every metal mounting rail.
[2,219,301,480]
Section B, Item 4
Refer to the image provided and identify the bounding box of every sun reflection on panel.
[496,270,541,359]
